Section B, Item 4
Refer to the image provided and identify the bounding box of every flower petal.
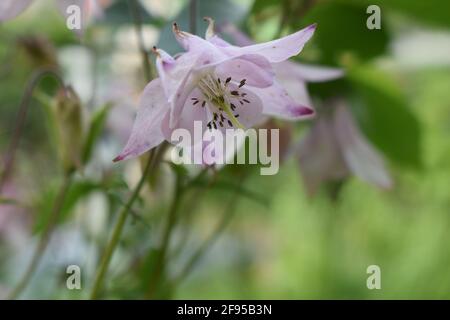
[217,22,254,46]
[297,115,349,196]
[250,81,314,120]
[274,61,344,83]
[113,79,168,162]
[162,88,211,145]
[215,56,274,88]
[333,103,392,189]
[223,24,316,63]
[0,0,32,21]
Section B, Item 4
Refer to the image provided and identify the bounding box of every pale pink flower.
[115,21,317,162]
[297,99,392,195]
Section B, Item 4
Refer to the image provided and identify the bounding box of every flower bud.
[53,86,84,174]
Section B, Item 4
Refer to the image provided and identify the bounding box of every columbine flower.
[0,0,109,35]
[218,22,344,109]
[114,20,317,162]
[297,99,392,196]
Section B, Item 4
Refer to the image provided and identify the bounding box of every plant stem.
[90,151,156,299]
[128,0,152,82]
[8,174,73,300]
[145,174,183,299]
[189,0,197,34]
[0,68,65,194]
[173,174,246,286]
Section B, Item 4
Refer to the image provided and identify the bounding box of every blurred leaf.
[191,176,269,207]
[250,0,281,15]
[347,63,422,168]
[138,248,174,299]
[157,0,247,55]
[98,0,157,27]
[302,1,389,64]
[0,197,19,205]
[82,103,112,165]
[33,180,102,233]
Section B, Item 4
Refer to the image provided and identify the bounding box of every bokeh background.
[1,0,450,299]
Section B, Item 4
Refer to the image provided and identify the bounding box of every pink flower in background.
[115,22,317,162]
[0,0,110,35]
[218,22,344,109]
[297,99,392,196]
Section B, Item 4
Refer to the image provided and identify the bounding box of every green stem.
[145,174,183,299]
[189,0,197,34]
[0,68,65,193]
[128,0,152,82]
[8,174,73,300]
[90,152,156,299]
[173,174,246,286]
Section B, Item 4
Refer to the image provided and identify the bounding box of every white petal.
[333,103,392,189]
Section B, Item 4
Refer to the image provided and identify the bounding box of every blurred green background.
[0,0,450,299]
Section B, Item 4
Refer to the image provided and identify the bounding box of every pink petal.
[275,61,344,82]
[223,24,317,63]
[0,0,32,21]
[333,103,392,189]
[113,79,168,162]
[297,115,349,196]
[217,22,254,46]
[250,81,314,120]
[215,56,274,88]
[162,88,211,146]
[276,77,312,109]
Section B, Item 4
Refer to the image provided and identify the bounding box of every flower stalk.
[0,68,65,193]
[90,150,157,299]
[8,173,73,299]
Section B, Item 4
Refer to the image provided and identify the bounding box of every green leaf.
[98,0,157,27]
[138,248,174,299]
[0,197,19,205]
[250,0,281,15]
[302,1,389,64]
[190,176,269,207]
[82,103,112,165]
[347,63,423,168]
[33,180,102,233]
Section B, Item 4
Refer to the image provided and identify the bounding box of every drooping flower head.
[115,19,318,163]
[297,99,392,196]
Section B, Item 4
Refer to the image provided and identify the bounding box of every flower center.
[195,74,248,130]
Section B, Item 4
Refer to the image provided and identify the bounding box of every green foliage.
[33,180,103,233]
[347,63,423,168]
[82,103,112,165]
[302,1,389,64]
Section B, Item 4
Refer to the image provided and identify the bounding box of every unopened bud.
[53,86,84,174]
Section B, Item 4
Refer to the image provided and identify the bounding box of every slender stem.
[0,68,65,193]
[189,0,197,34]
[173,174,246,286]
[90,151,156,299]
[128,0,152,82]
[8,174,73,300]
[145,174,183,299]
